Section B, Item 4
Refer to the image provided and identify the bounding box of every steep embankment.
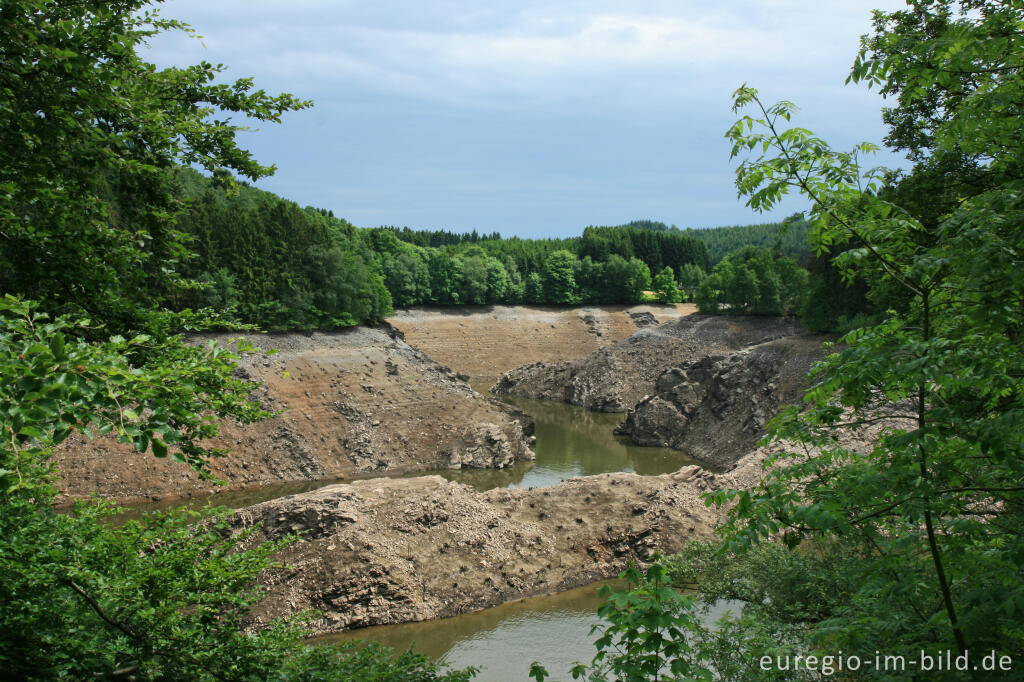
[615,335,825,469]
[55,326,534,505]
[387,304,695,383]
[233,456,763,635]
[494,315,827,468]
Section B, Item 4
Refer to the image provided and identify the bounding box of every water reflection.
[104,478,345,525]
[435,393,700,491]
[319,581,619,666]
[102,390,701,520]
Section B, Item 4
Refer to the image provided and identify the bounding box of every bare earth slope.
[230,412,888,636]
[234,459,758,635]
[388,304,695,383]
[494,315,806,412]
[55,326,534,505]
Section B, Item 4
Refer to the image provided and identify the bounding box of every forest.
[172,173,725,325]
[169,169,848,329]
[1,0,1021,680]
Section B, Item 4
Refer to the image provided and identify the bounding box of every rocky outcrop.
[493,315,827,470]
[493,315,806,413]
[231,464,760,635]
[55,326,535,505]
[615,336,825,469]
[227,407,896,636]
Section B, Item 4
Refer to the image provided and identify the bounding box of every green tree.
[523,272,544,304]
[652,267,680,304]
[0,0,310,332]
[0,300,473,681]
[0,2,466,679]
[529,564,710,682]
[694,247,805,315]
[541,250,578,304]
[459,251,491,305]
[709,0,1024,664]
[677,263,706,302]
[383,251,431,308]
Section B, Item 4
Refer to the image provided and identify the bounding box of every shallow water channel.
[111,391,706,678]
[114,391,698,519]
[324,393,705,680]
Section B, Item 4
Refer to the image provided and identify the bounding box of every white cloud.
[149,1,904,109]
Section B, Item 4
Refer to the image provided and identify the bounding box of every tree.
[677,263,706,302]
[523,272,544,304]
[710,0,1024,664]
[0,301,473,681]
[383,251,431,308]
[0,0,310,333]
[652,267,680,304]
[694,247,805,315]
[529,564,710,682]
[459,251,492,305]
[541,250,578,304]
[0,3,468,679]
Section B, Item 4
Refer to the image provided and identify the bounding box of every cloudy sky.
[148,0,909,238]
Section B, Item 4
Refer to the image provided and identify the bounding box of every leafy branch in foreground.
[707,2,1024,669]
[529,564,711,682]
[0,296,269,475]
[0,299,473,680]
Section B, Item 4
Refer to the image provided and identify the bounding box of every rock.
[447,422,534,469]
[54,327,537,505]
[493,315,805,413]
[231,469,740,635]
[617,338,825,469]
[495,315,826,470]
[629,311,658,327]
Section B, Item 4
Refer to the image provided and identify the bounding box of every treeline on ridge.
[168,172,715,328]
[164,170,869,332]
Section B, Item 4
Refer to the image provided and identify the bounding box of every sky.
[147,0,910,239]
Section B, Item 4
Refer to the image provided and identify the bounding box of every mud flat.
[233,454,764,636]
[387,304,695,383]
[54,326,534,505]
[495,315,828,469]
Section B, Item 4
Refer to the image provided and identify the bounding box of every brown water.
[320,583,742,681]
[102,390,716,679]
[110,392,699,523]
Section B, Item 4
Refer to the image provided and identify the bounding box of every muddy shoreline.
[231,456,767,635]
[495,315,828,469]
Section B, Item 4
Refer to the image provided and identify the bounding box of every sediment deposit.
[55,326,534,505]
[387,304,696,383]
[495,315,827,468]
[233,455,764,635]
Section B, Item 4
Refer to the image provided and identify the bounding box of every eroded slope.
[55,326,534,505]
[388,304,695,383]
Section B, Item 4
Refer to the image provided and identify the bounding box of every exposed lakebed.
[108,390,706,678]
[113,390,699,521]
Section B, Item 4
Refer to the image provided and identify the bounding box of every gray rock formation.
[615,335,825,469]
[492,315,805,413]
